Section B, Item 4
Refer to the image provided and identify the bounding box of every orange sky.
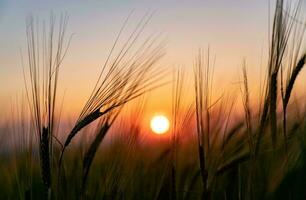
[1,0,306,125]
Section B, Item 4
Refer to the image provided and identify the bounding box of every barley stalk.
[58,13,166,173]
[81,121,111,196]
[241,63,254,155]
[194,48,214,200]
[40,127,51,197]
[256,0,301,153]
[23,14,71,199]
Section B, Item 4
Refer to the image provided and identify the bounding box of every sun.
[150,115,170,134]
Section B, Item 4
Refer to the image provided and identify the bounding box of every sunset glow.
[150,115,170,134]
[1,0,306,198]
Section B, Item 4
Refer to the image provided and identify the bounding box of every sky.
[0,0,306,122]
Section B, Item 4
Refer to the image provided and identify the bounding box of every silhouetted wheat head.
[60,12,165,150]
[256,0,305,154]
[23,14,72,199]
[57,12,167,194]
[194,48,214,199]
[3,1,306,199]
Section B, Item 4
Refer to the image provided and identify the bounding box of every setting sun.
[2,0,306,198]
[150,115,170,134]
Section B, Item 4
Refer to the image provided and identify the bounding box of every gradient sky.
[1,0,305,121]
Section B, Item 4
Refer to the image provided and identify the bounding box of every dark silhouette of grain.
[40,127,51,197]
[58,13,166,176]
[24,14,71,199]
[194,49,212,200]
[82,122,110,196]
[256,0,303,153]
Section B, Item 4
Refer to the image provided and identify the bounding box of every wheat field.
[1,0,306,199]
